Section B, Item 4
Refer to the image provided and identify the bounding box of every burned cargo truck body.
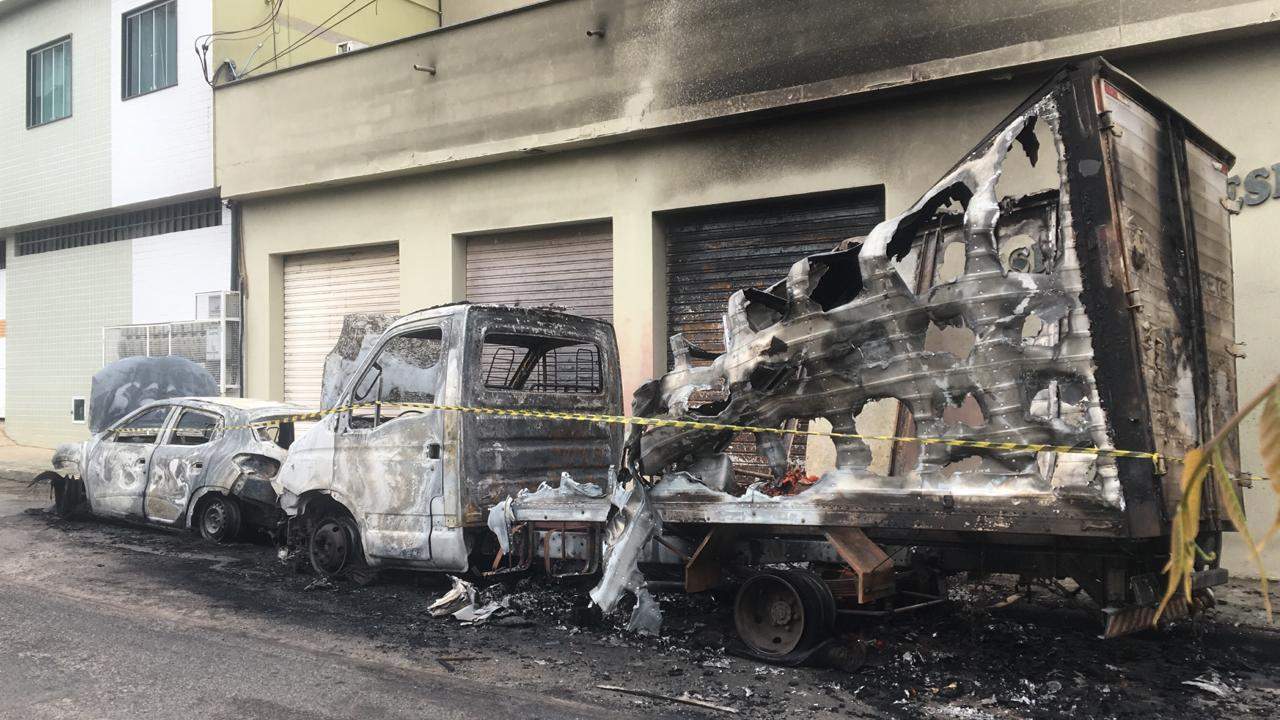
[271,59,1239,655]
[515,59,1240,648]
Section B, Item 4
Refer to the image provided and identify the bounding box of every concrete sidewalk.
[0,423,53,483]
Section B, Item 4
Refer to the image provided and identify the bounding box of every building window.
[27,37,72,127]
[123,0,177,99]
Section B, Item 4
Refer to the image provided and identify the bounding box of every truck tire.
[308,514,378,586]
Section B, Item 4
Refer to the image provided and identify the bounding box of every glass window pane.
[42,49,53,122]
[140,10,154,92]
[53,44,66,119]
[28,51,39,124]
[64,41,71,117]
[26,55,31,125]
[126,15,137,96]
[165,3,177,87]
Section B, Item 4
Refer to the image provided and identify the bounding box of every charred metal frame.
[596,58,1238,548]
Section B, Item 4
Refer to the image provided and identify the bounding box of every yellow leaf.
[1212,450,1271,621]
[1155,448,1211,625]
[1257,385,1280,550]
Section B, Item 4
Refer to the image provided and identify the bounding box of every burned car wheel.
[198,495,243,543]
[734,569,834,659]
[44,473,85,518]
[308,516,377,585]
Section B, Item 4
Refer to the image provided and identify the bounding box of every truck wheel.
[197,495,242,543]
[308,515,378,585]
[734,569,834,659]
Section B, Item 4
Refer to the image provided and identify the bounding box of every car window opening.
[113,407,170,444]
[255,421,296,450]
[168,410,219,446]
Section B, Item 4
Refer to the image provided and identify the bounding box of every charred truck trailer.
[275,59,1241,657]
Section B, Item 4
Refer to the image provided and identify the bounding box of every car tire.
[308,514,378,585]
[197,495,243,543]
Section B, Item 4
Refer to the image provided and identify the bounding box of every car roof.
[163,397,305,416]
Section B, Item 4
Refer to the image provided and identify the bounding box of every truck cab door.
[332,324,453,567]
[84,405,174,519]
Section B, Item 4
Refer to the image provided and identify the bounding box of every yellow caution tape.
[113,400,1268,482]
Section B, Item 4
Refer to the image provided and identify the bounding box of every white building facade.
[0,0,233,447]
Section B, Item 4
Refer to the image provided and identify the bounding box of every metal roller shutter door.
[663,189,885,476]
[283,245,400,408]
[465,223,613,320]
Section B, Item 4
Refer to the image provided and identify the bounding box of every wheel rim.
[735,572,807,656]
[310,520,350,576]
[202,501,227,536]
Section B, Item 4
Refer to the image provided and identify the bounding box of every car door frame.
[83,404,178,520]
[331,318,453,567]
[144,404,225,525]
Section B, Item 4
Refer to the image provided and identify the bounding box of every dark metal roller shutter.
[466,223,613,321]
[663,188,885,477]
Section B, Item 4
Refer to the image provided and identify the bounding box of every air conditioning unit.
[335,40,368,55]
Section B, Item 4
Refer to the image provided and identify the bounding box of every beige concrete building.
[213,0,1280,575]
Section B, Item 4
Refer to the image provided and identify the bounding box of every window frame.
[163,408,223,447]
[478,332,605,397]
[26,35,73,129]
[122,0,178,101]
[345,324,446,431]
[107,404,174,445]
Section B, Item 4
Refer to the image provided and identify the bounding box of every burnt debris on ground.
[24,503,1280,720]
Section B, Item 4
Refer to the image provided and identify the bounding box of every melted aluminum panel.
[632,95,1124,517]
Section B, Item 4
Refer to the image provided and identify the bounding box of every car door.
[332,323,447,564]
[83,405,175,519]
[145,407,222,524]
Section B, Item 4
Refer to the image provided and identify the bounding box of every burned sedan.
[43,397,304,542]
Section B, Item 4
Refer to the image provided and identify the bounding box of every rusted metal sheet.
[1184,140,1240,473]
[1096,77,1241,523]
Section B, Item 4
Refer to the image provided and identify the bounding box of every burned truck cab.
[274,303,621,578]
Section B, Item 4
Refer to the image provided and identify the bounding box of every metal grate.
[16,197,222,257]
[103,292,242,395]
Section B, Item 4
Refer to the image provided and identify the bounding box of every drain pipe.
[229,199,245,398]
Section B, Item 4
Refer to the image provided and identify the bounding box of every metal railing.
[102,291,241,395]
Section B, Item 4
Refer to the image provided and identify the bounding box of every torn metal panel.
[588,479,663,635]
[628,58,1237,540]
[320,313,399,409]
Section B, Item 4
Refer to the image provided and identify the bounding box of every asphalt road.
[0,478,658,720]
[1,468,1277,720]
